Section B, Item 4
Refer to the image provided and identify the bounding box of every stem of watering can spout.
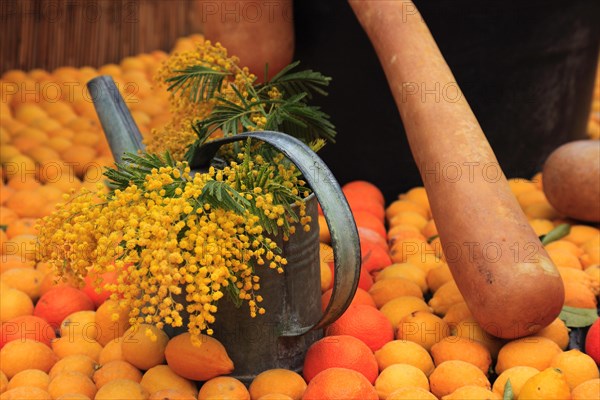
[87,75,146,162]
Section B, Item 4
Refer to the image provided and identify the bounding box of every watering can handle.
[189,132,362,334]
[87,75,361,335]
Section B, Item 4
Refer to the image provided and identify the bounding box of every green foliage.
[503,379,514,400]
[165,65,231,103]
[540,223,571,245]
[167,60,336,164]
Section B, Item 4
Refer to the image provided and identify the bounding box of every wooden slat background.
[0,0,204,72]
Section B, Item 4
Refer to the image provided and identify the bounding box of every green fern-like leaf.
[165,65,231,103]
[197,180,250,215]
[261,61,331,98]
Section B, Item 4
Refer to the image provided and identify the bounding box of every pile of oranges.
[315,179,599,399]
[1,35,600,400]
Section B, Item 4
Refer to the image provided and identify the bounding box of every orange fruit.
[164,332,233,381]
[547,248,583,269]
[0,386,51,400]
[386,387,437,400]
[321,287,376,312]
[390,237,433,264]
[375,363,429,399]
[6,176,41,191]
[60,310,98,341]
[320,260,332,292]
[495,336,562,374]
[387,228,427,249]
[81,270,118,308]
[368,278,423,308]
[317,215,331,244]
[358,226,389,250]
[558,267,599,296]
[94,299,131,346]
[545,239,583,258]
[3,233,38,260]
[98,338,124,365]
[421,219,439,240]
[0,372,7,394]
[139,365,197,396]
[402,187,431,214]
[426,263,454,293]
[379,296,431,328]
[325,305,393,351]
[51,336,103,362]
[38,271,78,297]
[0,255,35,273]
[0,287,34,322]
[0,207,18,227]
[430,336,492,374]
[535,317,570,350]
[0,339,58,378]
[148,389,196,400]
[571,379,600,400]
[93,360,143,389]
[374,339,435,376]
[5,218,38,238]
[121,324,169,371]
[59,145,97,177]
[345,194,386,222]
[386,199,429,221]
[428,280,465,315]
[429,360,491,398]
[5,190,46,218]
[47,372,97,400]
[564,281,597,309]
[397,311,451,351]
[389,210,429,231]
[550,349,599,390]
[563,225,599,246]
[518,367,571,400]
[302,335,378,384]
[0,315,56,348]
[248,369,307,400]
[516,190,547,209]
[442,385,501,400]
[343,181,385,206]
[492,366,540,398]
[197,376,248,400]
[33,286,94,329]
[255,394,294,400]
[360,240,392,274]
[585,317,600,365]
[374,263,428,292]
[54,393,91,400]
[352,211,386,240]
[49,354,98,380]
[301,367,378,400]
[6,369,50,391]
[452,318,506,359]
[442,301,473,329]
[508,178,537,196]
[94,379,149,400]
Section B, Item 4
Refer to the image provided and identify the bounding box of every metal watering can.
[87,76,361,383]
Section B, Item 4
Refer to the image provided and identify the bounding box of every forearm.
[198,0,295,81]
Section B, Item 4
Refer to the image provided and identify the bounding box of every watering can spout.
[87,76,146,162]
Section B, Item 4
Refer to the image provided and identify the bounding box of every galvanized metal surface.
[88,76,361,384]
[87,76,146,162]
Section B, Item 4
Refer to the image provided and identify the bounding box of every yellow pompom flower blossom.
[146,39,257,160]
[36,153,309,341]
